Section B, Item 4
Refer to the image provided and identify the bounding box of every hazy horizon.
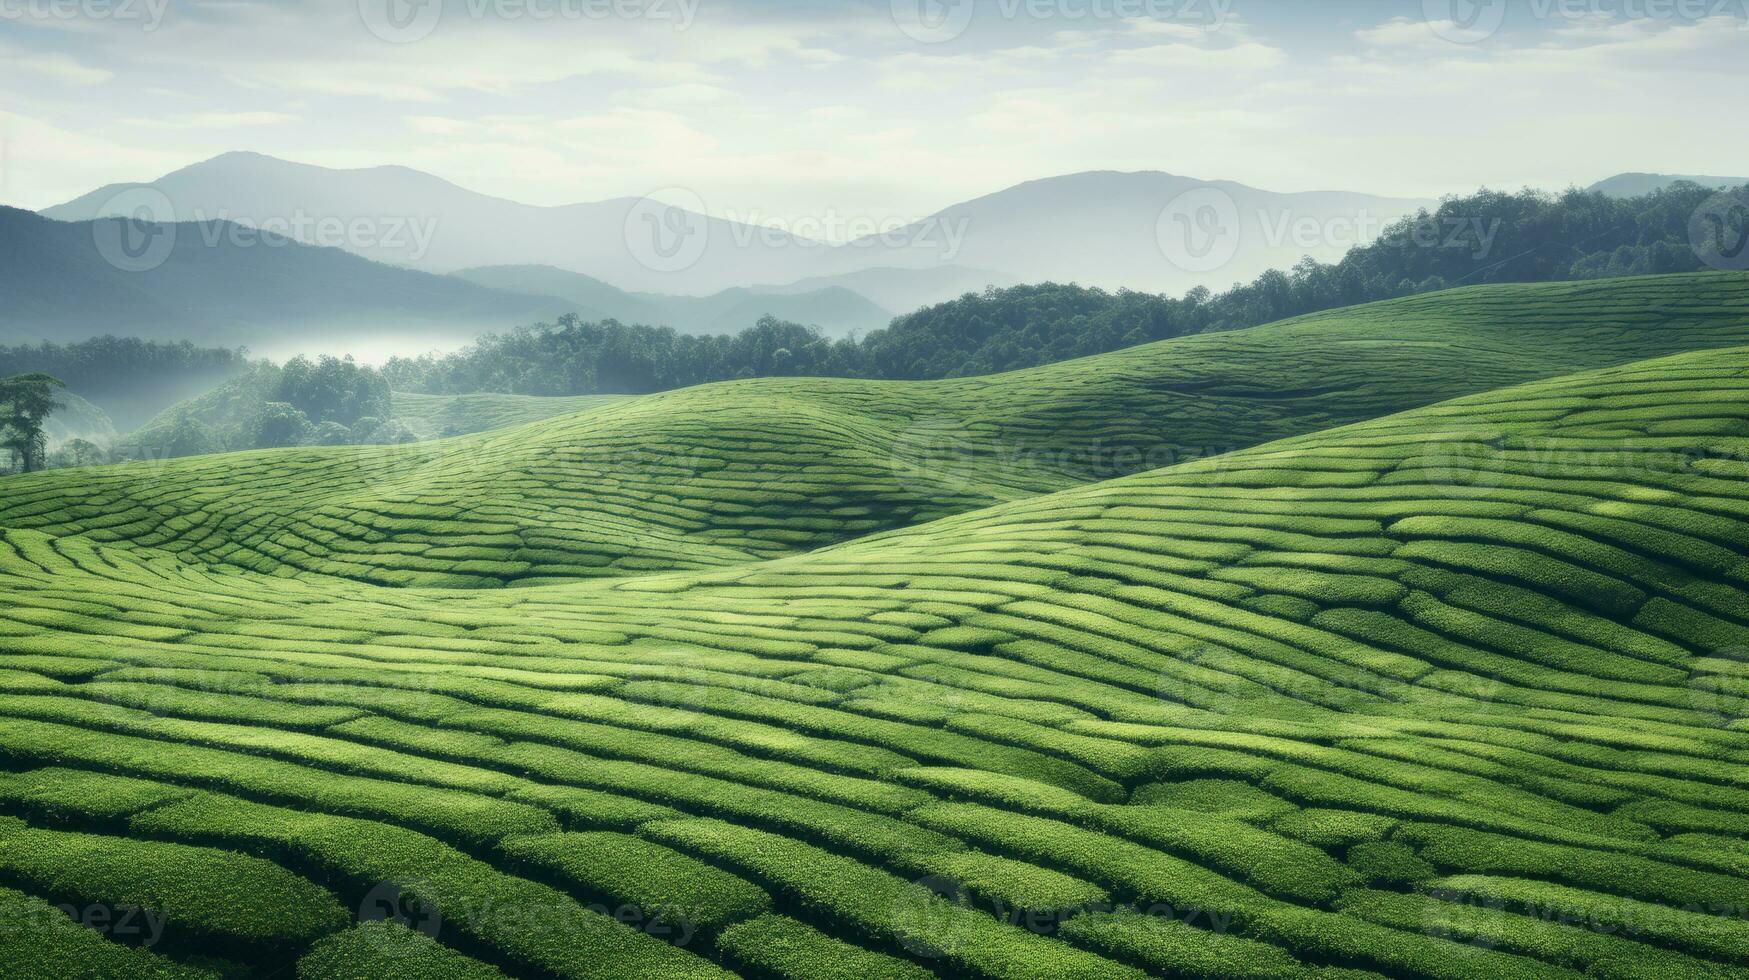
[4,0,1747,227]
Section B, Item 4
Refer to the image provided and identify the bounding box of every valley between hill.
[2,276,1748,978]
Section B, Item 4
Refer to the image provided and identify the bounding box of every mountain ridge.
[0,204,564,358]
[450,265,895,339]
[42,153,1436,296]
[1588,171,1749,197]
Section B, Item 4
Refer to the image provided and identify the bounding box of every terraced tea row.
[390,392,630,441]
[5,273,1749,587]
[3,342,1749,977]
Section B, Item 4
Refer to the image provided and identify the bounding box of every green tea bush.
[1345,840,1435,889]
[643,817,1149,979]
[1426,875,1749,964]
[0,818,348,958]
[499,831,770,932]
[716,914,935,980]
[0,884,217,979]
[296,921,509,979]
[1056,908,1304,978]
[130,794,736,980]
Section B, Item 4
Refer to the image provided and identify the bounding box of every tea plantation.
[390,392,631,441]
[4,273,1749,589]
[3,274,1749,978]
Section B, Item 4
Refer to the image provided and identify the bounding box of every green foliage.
[383,313,853,396]
[1345,840,1435,889]
[14,273,1749,587]
[124,355,396,460]
[256,400,312,448]
[0,767,194,824]
[1427,875,1749,964]
[1338,888,1743,979]
[1269,809,1398,849]
[4,283,1749,977]
[296,921,509,980]
[0,372,66,473]
[132,793,736,980]
[1055,908,1304,978]
[716,915,935,980]
[390,391,627,439]
[0,817,348,959]
[388,184,1749,392]
[0,335,247,429]
[0,884,216,979]
[499,831,770,932]
[643,817,1149,979]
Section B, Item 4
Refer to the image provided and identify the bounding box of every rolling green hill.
[5,273,1749,586]
[2,340,1749,977]
[391,391,631,441]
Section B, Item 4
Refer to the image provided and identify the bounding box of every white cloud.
[1354,17,1453,48]
[119,111,299,129]
[0,47,112,85]
[1105,38,1285,69]
[0,110,187,207]
[405,115,472,136]
[35,53,112,84]
[631,83,734,106]
[0,2,1743,220]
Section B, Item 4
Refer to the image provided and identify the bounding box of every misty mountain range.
[14,154,1739,358]
[0,205,565,359]
[45,153,1437,297]
[449,265,898,340]
[1586,172,1749,198]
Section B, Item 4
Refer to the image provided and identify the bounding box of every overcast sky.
[2,0,1745,223]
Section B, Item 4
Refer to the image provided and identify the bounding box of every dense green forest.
[120,355,404,460]
[387,181,1747,394]
[0,337,249,429]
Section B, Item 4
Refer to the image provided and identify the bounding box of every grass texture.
[0,274,1748,976]
[4,273,1748,587]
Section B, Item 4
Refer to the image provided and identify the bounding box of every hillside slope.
[8,272,1749,583]
[0,205,563,355]
[41,392,117,451]
[45,154,1433,296]
[391,391,631,440]
[453,265,896,338]
[4,273,1748,585]
[41,151,875,295]
[854,170,1432,293]
[2,346,1749,977]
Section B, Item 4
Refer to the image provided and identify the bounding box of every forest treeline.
[385,182,1748,395]
[0,337,249,428]
[120,355,405,460]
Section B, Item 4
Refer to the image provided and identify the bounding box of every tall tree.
[0,373,67,474]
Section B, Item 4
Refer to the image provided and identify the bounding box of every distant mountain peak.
[42,153,1433,297]
[1588,172,1749,198]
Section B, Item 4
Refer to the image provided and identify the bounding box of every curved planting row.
[2,317,1749,974]
[2,274,1748,588]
